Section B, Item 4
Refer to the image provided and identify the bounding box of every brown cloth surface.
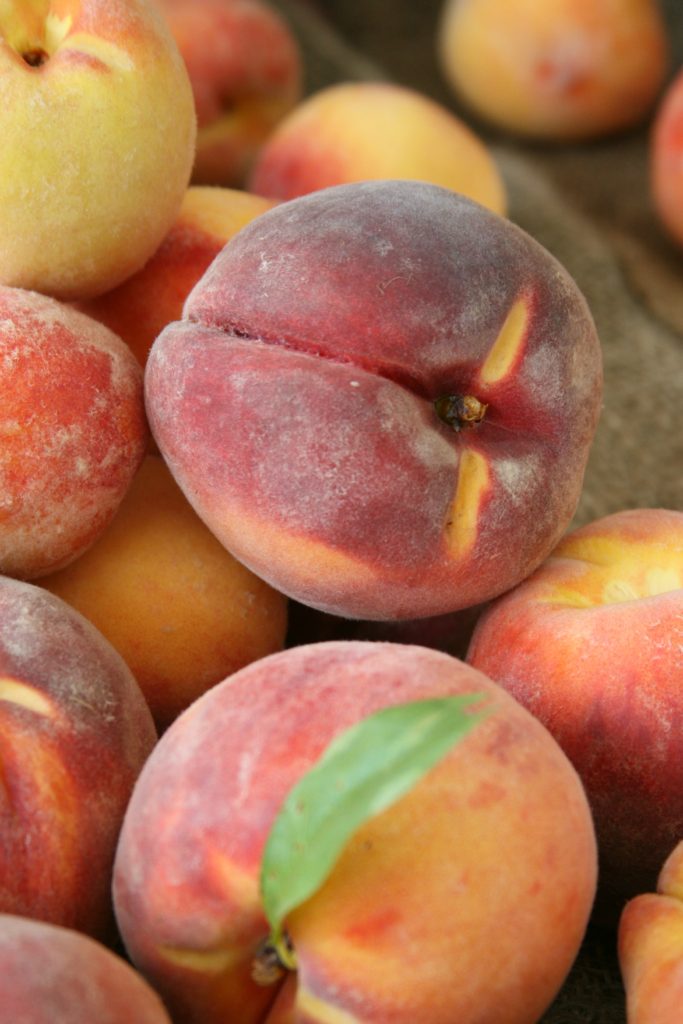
[266,1,683,1020]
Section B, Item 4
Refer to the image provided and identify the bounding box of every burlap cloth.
[267,1,683,1020]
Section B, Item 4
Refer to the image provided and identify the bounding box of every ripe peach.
[651,67,683,249]
[248,81,507,214]
[0,286,147,580]
[619,841,683,1024]
[75,186,277,367]
[40,454,288,732]
[438,0,669,141]
[145,179,602,620]
[467,508,683,915]
[0,914,172,1023]
[154,0,302,186]
[113,641,597,1024]
[0,576,156,940]
[0,0,196,300]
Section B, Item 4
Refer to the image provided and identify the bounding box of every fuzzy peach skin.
[0,0,196,301]
[0,576,156,940]
[248,81,507,215]
[75,186,276,367]
[467,508,683,917]
[145,179,603,621]
[113,641,597,1024]
[651,68,683,249]
[438,0,669,141]
[0,286,147,580]
[154,0,302,186]
[0,914,172,1024]
[619,841,683,1024]
[40,454,288,732]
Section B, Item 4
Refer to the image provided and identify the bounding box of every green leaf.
[259,693,488,945]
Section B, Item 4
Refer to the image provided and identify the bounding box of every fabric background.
[266,2,683,1020]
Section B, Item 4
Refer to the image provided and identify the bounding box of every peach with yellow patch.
[75,186,276,367]
[0,575,156,941]
[438,0,668,140]
[248,81,506,215]
[0,0,196,300]
[0,914,172,1023]
[467,507,683,917]
[0,285,147,581]
[145,180,602,620]
[619,841,683,1023]
[113,641,597,1024]
[40,455,288,732]
[154,0,302,186]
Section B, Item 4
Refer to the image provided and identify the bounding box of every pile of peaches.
[1,0,682,1021]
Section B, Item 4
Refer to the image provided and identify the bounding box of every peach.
[619,841,683,1023]
[0,575,156,940]
[0,0,196,300]
[438,0,669,141]
[651,67,683,249]
[0,286,147,580]
[154,0,302,186]
[145,179,602,621]
[75,186,277,367]
[113,641,597,1024]
[0,913,172,1023]
[466,508,683,916]
[40,454,288,732]
[248,81,507,215]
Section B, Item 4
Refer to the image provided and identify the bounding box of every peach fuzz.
[438,0,669,141]
[0,576,156,941]
[40,454,288,732]
[145,179,602,621]
[0,0,196,300]
[651,68,683,249]
[113,641,597,1024]
[0,914,172,1024]
[248,81,507,215]
[619,841,683,1024]
[154,0,302,186]
[0,286,147,581]
[75,186,277,367]
[467,508,683,916]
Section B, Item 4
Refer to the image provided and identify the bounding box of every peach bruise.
[145,180,603,620]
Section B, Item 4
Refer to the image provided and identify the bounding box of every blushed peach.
[154,0,302,186]
[0,286,147,580]
[0,576,156,940]
[113,641,597,1024]
[651,68,683,249]
[248,81,507,214]
[438,0,669,141]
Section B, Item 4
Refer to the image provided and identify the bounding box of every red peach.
[0,576,157,940]
[0,286,147,580]
[467,507,683,916]
[248,81,507,215]
[0,913,172,1024]
[145,179,602,620]
[113,641,597,1024]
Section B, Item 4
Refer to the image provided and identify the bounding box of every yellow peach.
[40,454,288,731]
[0,0,196,300]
